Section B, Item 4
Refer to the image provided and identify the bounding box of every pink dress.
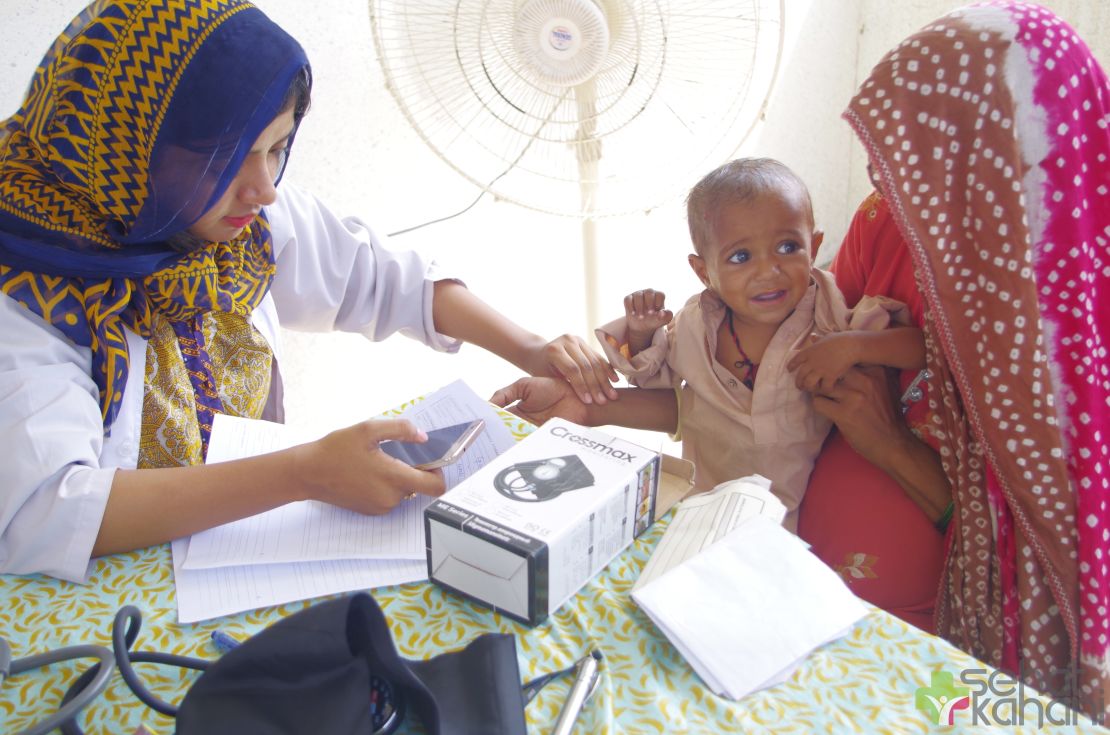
[798,192,945,635]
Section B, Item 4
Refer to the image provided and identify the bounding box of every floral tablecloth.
[3,411,1105,733]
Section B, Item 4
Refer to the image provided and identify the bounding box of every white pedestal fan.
[369,0,784,333]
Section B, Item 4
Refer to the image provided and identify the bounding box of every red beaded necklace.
[725,307,758,389]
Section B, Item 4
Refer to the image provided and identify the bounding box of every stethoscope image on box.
[0,606,403,735]
[494,455,595,502]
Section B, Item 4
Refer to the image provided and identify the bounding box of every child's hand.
[787,332,861,394]
[624,289,673,355]
[491,376,592,427]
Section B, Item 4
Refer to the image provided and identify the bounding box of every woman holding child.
[817,1,1109,716]
[497,0,1109,718]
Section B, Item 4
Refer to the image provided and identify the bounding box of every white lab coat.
[0,183,459,581]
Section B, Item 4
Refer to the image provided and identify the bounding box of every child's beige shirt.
[596,268,908,531]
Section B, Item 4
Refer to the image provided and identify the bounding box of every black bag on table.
[175,593,527,735]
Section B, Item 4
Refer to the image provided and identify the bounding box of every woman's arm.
[811,365,950,521]
[265,187,618,403]
[93,418,447,556]
[432,280,618,404]
[1,304,449,571]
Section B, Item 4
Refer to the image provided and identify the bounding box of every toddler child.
[596,157,926,529]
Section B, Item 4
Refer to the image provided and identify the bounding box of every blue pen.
[210,630,242,654]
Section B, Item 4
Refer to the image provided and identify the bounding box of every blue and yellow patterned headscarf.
[0,0,310,435]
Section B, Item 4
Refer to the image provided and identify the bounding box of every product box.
[425,418,694,626]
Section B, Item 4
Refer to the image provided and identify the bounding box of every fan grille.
[371,0,784,217]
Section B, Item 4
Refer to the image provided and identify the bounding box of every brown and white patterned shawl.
[844,1,1109,719]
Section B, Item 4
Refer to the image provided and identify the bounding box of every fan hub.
[514,0,610,88]
[544,21,576,53]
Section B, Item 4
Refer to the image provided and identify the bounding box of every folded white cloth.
[632,515,869,699]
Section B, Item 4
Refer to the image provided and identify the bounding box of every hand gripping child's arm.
[787,326,926,395]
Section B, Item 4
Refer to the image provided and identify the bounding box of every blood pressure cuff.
[174,592,526,735]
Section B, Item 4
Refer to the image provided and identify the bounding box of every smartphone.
[378,419,485,470]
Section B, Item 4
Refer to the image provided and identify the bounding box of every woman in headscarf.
[804,0,1108,717]
[0,0,615,582]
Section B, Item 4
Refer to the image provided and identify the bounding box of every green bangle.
[934,501,955,532]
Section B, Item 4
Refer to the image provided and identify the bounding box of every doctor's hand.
[295,418,446,515]
[491,376,592,427]
[527,334,619,406]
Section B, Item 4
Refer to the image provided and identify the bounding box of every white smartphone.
[378,419,485,470]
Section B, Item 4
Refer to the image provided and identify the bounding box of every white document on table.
[171,538,427,623]
[181,379,516,569]
[632,515,869,700]
[170,380,519,622]
[635,475,785,590]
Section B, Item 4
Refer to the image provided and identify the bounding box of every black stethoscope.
[3,605,591,735]
[1,637,115,735]
[3,606,211,735]
[2,605,402,735]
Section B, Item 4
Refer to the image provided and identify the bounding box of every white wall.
[1,1,1105,442]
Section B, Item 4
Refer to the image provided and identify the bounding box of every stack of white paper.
[635,475,785,590]
[172,380,517,623]
[631,515,869,700]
